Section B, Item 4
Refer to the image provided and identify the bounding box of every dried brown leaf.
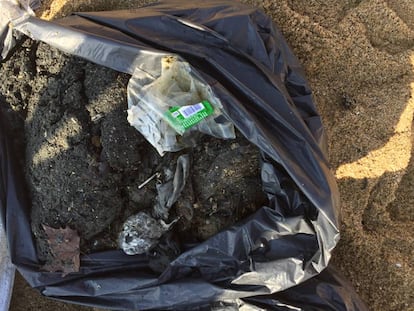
[42,225,80,277]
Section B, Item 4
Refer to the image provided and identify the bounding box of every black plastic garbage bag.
[0,1,368,310]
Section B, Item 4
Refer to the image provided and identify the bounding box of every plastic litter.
[138,172,160,189]
[119,211,177,255]
[119,154,189,254]
[0,0,39,59]
[127,56,235,155]
[153,154,190,220]
[0,0,369,310]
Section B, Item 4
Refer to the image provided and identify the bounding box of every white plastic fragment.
[138,172,160,189]
[118,212,176,255]
[0,0,38,60]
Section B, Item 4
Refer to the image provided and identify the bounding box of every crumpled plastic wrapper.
[127,56,235,155]
[0,0,39,60]
[119,155,190,255]
[118,212,176,255]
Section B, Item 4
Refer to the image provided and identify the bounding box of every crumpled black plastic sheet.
[0,1,368,310]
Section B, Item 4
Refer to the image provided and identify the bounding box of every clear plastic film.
[127,55,235,155]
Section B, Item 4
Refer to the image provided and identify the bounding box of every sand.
[250,1,414,310]
[9,1,414,310]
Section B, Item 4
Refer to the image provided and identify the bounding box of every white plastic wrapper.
[118,212,175,255]
[0,0,38,60]
[127,55,235,155]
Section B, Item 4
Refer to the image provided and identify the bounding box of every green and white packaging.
[127,55,235,155]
